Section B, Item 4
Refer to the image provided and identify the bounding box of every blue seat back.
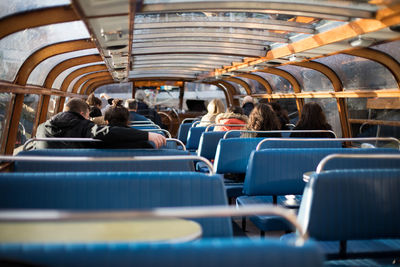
[177,123,193,144]
[258,139,342,149]
[299,168,400,241]
[0,238,324,267]
[186,126,208,151]
[244,148,400,196]
[16,149,194,172]
[214,138,264,174]
[0,172,232,238]
[130,125,160,130]
[198,131,226,160]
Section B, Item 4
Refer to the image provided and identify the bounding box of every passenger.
[86,93,102,118]
[134,89,165,128]
[125,99,151,122]
[242,95,255,116]
[198,98,225,127]
[214,106,248,131]
[290,102,335,138]
[270,101,290,130]
[35,98,166,149]
[241,103,282,138]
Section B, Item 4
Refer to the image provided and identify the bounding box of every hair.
[270,101,289,123]
[86,93,102,107]
[125,99,138,110]
[296,102,329,129]
[65,98,89,114]
[242,96,254,105]
[207,98,225,115]
[135,90,146,101]
[246,103,281,131]
[104,98,129,126]
[227,106,244,115]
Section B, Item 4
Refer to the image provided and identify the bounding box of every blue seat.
[282,168,400,259]
[258,139,342,149]
[177,122,193,145]
[237,148,400,234]
[186,126,210,152]
[0,237,324,267]
[0,172,231,238]
[198,131,226,160]
[16,149,194,172]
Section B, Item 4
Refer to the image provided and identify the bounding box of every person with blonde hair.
[198,98,225,126]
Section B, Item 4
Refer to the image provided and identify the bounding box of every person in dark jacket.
[290,102,335,138]
[35,98,165,149]
[125,99,150,122]
[241,103,282,138]
[242,95,255,117]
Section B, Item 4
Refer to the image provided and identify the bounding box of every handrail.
[223,130,337,139]
[131,124,161,129]
[205,124,246,132]
[316,154,400,173]
[192,121,213,127]
[286,123,296,129]
[129,120,154,125]
[166,138,186,151]
[0,155,214,175]
[0,204,307,245]
[23,138,101,151]
[181,118,200,124]
[142,129,172,138]
[256,137,400,151]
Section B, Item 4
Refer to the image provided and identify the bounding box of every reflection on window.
[372,40,400,66]
[236,77,265,94]
[314,54,397,90]
[0,21,90,82]
[347,97,400,141]
[16,94,39,148]
[304,98,341,138]
[254,72,293,93]
[0,0,70,19]
[0,93,12,146]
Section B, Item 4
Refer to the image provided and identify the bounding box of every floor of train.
[232,218,400,266]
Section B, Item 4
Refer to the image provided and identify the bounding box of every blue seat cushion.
[236,196,294,232]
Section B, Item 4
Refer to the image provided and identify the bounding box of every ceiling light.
[349,36,375,47]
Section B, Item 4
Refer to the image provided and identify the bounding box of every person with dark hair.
[134,90,165,128]
[242,96,255,116]
[125,99,150,122]
[241,103,282,138]
[290,102,335,138]
[214,106,247,131]
[86,93,102,118]
[35,98,166,149]
[270,101,290,130]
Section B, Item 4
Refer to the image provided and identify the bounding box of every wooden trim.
[343,48,400,89]
[4,94,24,155]
[222,77,251,95]
[211,4,400,76]
[235,73,273,94]
[44,54,102,88]
[34,95,51,136]
[0,82,85,98]
[84,78,114,95]
[208,82,231,107]
[72,71,111,94]
[0,5,79,40]
[87,80,116,95]
[60,64,107,92]
[15,39,95,86]
[349,118,400,127]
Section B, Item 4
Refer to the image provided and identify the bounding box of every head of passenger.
[64,98,90,120]
[246,103,280,131]
[86,93,102,108]
[207,98,225,116]
[270,101,289,129]
[242,95,255,116]
[296,102,329,129]
[135,90,146,102]
[125,99,138,111]
[104,99,130,127]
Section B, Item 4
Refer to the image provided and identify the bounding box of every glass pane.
[0,0,70,19]
[224,81,246,95]
[347,97,400,142]
[0,93,12,146]
[254,71,293,93]
[184,83,226,111]
[304,98,342,137]
[0,21,90,82]
[314,54,397,90]
[372,40,400,65]
[16,94,39,149]
[52,63,105,90]
[47,95,59,120]
[277,64,334,92]
[27,48,99,86]
[95,83,133,112]
[236,77,266,94]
